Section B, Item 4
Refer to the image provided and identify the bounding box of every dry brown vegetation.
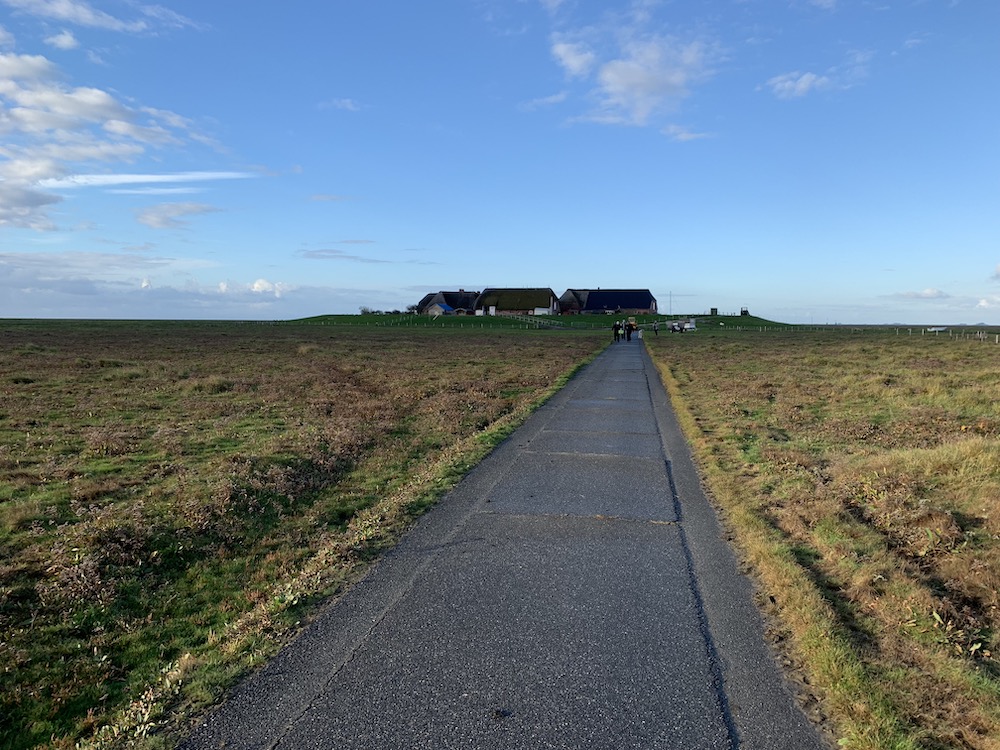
[648,329,1000,750]
[0,320,605,749]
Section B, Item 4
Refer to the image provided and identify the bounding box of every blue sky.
[1,0,997,323]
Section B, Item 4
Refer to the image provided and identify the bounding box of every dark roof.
[438,291,479,310]
[563,289,656,312]
[558,289,588,311]
[417,290,479,314]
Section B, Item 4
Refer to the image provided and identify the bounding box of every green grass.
[0,321,607,750]
[648,328,1000,749]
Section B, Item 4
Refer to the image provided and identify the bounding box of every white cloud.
[546,6,719,130]
[0,0,203,33]
[11,83,128,121]
[0,14,220,230]
[590,37,713,125]
[249,278,293,297]
[44,30,78,49]
[103,118,180,145]
[135,202,221,229]
[0,0,147,32]
[551,39,596,78]
[0,24,16,47]
[0,183,61,229]
[765,50,872,99]
[0,51,57,79]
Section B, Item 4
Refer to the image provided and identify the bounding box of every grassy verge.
[647,329,1000,750]
[0,321,605,749]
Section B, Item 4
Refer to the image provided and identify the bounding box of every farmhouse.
[559,289,658,315]
[415,290,480,316]
[475,288,559,316]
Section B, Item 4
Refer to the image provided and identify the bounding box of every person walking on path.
[613,320,621,342]
[653,320,659,336]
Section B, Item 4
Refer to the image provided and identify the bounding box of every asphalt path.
[181,339,829,750]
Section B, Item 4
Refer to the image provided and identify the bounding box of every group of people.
[612,319,659,342]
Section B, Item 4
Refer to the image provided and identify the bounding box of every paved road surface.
[181,340,828,749]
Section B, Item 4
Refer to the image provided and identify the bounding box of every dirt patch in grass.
[0,320,605,749]
[648,329,1000,750]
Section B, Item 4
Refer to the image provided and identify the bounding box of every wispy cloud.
[1,0,148,32]
[41,171,255,188]
[309,194,352,202]
[518,90,568,111]
[891,288,950,300]
[319,98,362,112]
[0,248,209,282]
[0,249,320,318]
[301,248,390,264]
[109,187,204,195]
[662,123,711,141]
[0,0,200,33]
[138,3,205,31]
[0,46,234,229]
[765,71,833,99]
[135,202,221,229]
